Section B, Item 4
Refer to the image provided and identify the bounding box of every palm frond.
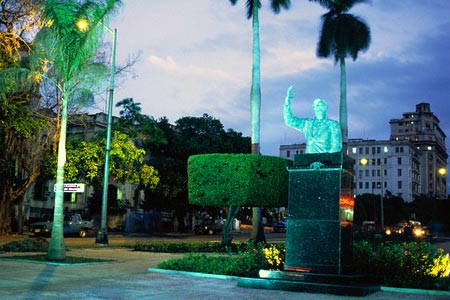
[270,0,291,14]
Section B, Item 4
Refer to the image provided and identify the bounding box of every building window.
[397,157,402,165]
[372,182,376,189]
[365,170,369,177]
[372,170,376,177]
[398,181,402,189]
[365,147,369,154]
[359,182,363,189]
[377,147,381,154]
[359,147,363,154]
[365,182,369,189]
[398,169,402,177]
[286,150,290,158]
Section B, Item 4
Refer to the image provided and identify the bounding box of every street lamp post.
[95,25,117,246]
[379,162,384,230]
[360,157,384,230]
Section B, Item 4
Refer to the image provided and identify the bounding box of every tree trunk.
[339,55,348,152]
[249,0,265,244]
[47,91,68,260]
[221,205,240,246]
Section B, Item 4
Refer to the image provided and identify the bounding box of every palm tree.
[310,0,370,150]
[35,0,121,260]
[229,0,291,243]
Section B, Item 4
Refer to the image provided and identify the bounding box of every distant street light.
[360,157,384,229]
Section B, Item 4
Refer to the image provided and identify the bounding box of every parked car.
[29,213,94,238]
[194,219,223,235]
[273,218,287,233]
[385,220,427,239]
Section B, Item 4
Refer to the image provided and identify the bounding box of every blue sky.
[104,0,450,156]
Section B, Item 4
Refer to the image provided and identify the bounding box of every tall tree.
[0,0,46,234]
[33,0,121,260]
[229,0,291,243]
[310,0,371,149]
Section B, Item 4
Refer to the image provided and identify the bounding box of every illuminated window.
[427,146,432,151]
[352,147,357,154]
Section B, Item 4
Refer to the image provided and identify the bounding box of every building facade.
[279,103,448,202]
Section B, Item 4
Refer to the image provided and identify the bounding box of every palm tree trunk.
[339,55,348,152]
[47,92,68,260]
[249,2,265,243]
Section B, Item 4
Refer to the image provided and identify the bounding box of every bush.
[0,238,49,252]
[157,242,284,277]
[353,240,450,290]
[134,241,231,253]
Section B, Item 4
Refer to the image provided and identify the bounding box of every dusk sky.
[103,0,450,157]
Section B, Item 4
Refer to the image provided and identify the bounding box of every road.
[0,229,287,248]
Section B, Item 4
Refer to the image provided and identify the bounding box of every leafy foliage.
[143,114,250,214]
[42,131,159,188]
[188,154,290,207]
[353,241,450,290]
[157,241,282,277]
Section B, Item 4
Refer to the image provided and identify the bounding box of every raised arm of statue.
[284,85,306,132]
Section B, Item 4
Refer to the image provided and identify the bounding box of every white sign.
[54,183,85,193]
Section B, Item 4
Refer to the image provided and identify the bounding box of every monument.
[238,85,379,296]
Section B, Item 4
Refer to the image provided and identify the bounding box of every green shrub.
[0,238,49,252]
[353,240,450,290]
[157,241,274,277]
[134,241,236,253]
[188,154,290,207]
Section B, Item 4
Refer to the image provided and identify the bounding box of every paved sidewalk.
[1,248,450,300]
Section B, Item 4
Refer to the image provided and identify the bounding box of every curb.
[148,268,450,297]
[148,268,238,280]
[381,286,450,297]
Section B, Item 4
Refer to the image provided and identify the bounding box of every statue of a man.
[284,85,342,154]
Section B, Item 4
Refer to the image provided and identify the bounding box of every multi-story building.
[279,103,447,202]
[389,103,447,198]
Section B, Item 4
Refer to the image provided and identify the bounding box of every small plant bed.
[0,237,49,252]
[0,254,114,265]
[156,240,450,291]
[157,242,285,278]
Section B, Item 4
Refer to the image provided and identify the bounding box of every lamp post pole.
[96,26,117,246]
[379,162,384,230]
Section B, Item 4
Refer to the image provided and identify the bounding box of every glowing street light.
[77,18,116,245]
[96,24,117,246]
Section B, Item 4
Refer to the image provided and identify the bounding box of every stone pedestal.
[237,152,380,296]
[284,152,351,274]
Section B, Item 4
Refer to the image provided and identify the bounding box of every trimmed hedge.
[188,154,291,207]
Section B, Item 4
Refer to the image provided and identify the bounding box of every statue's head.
[313,98,327,120]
